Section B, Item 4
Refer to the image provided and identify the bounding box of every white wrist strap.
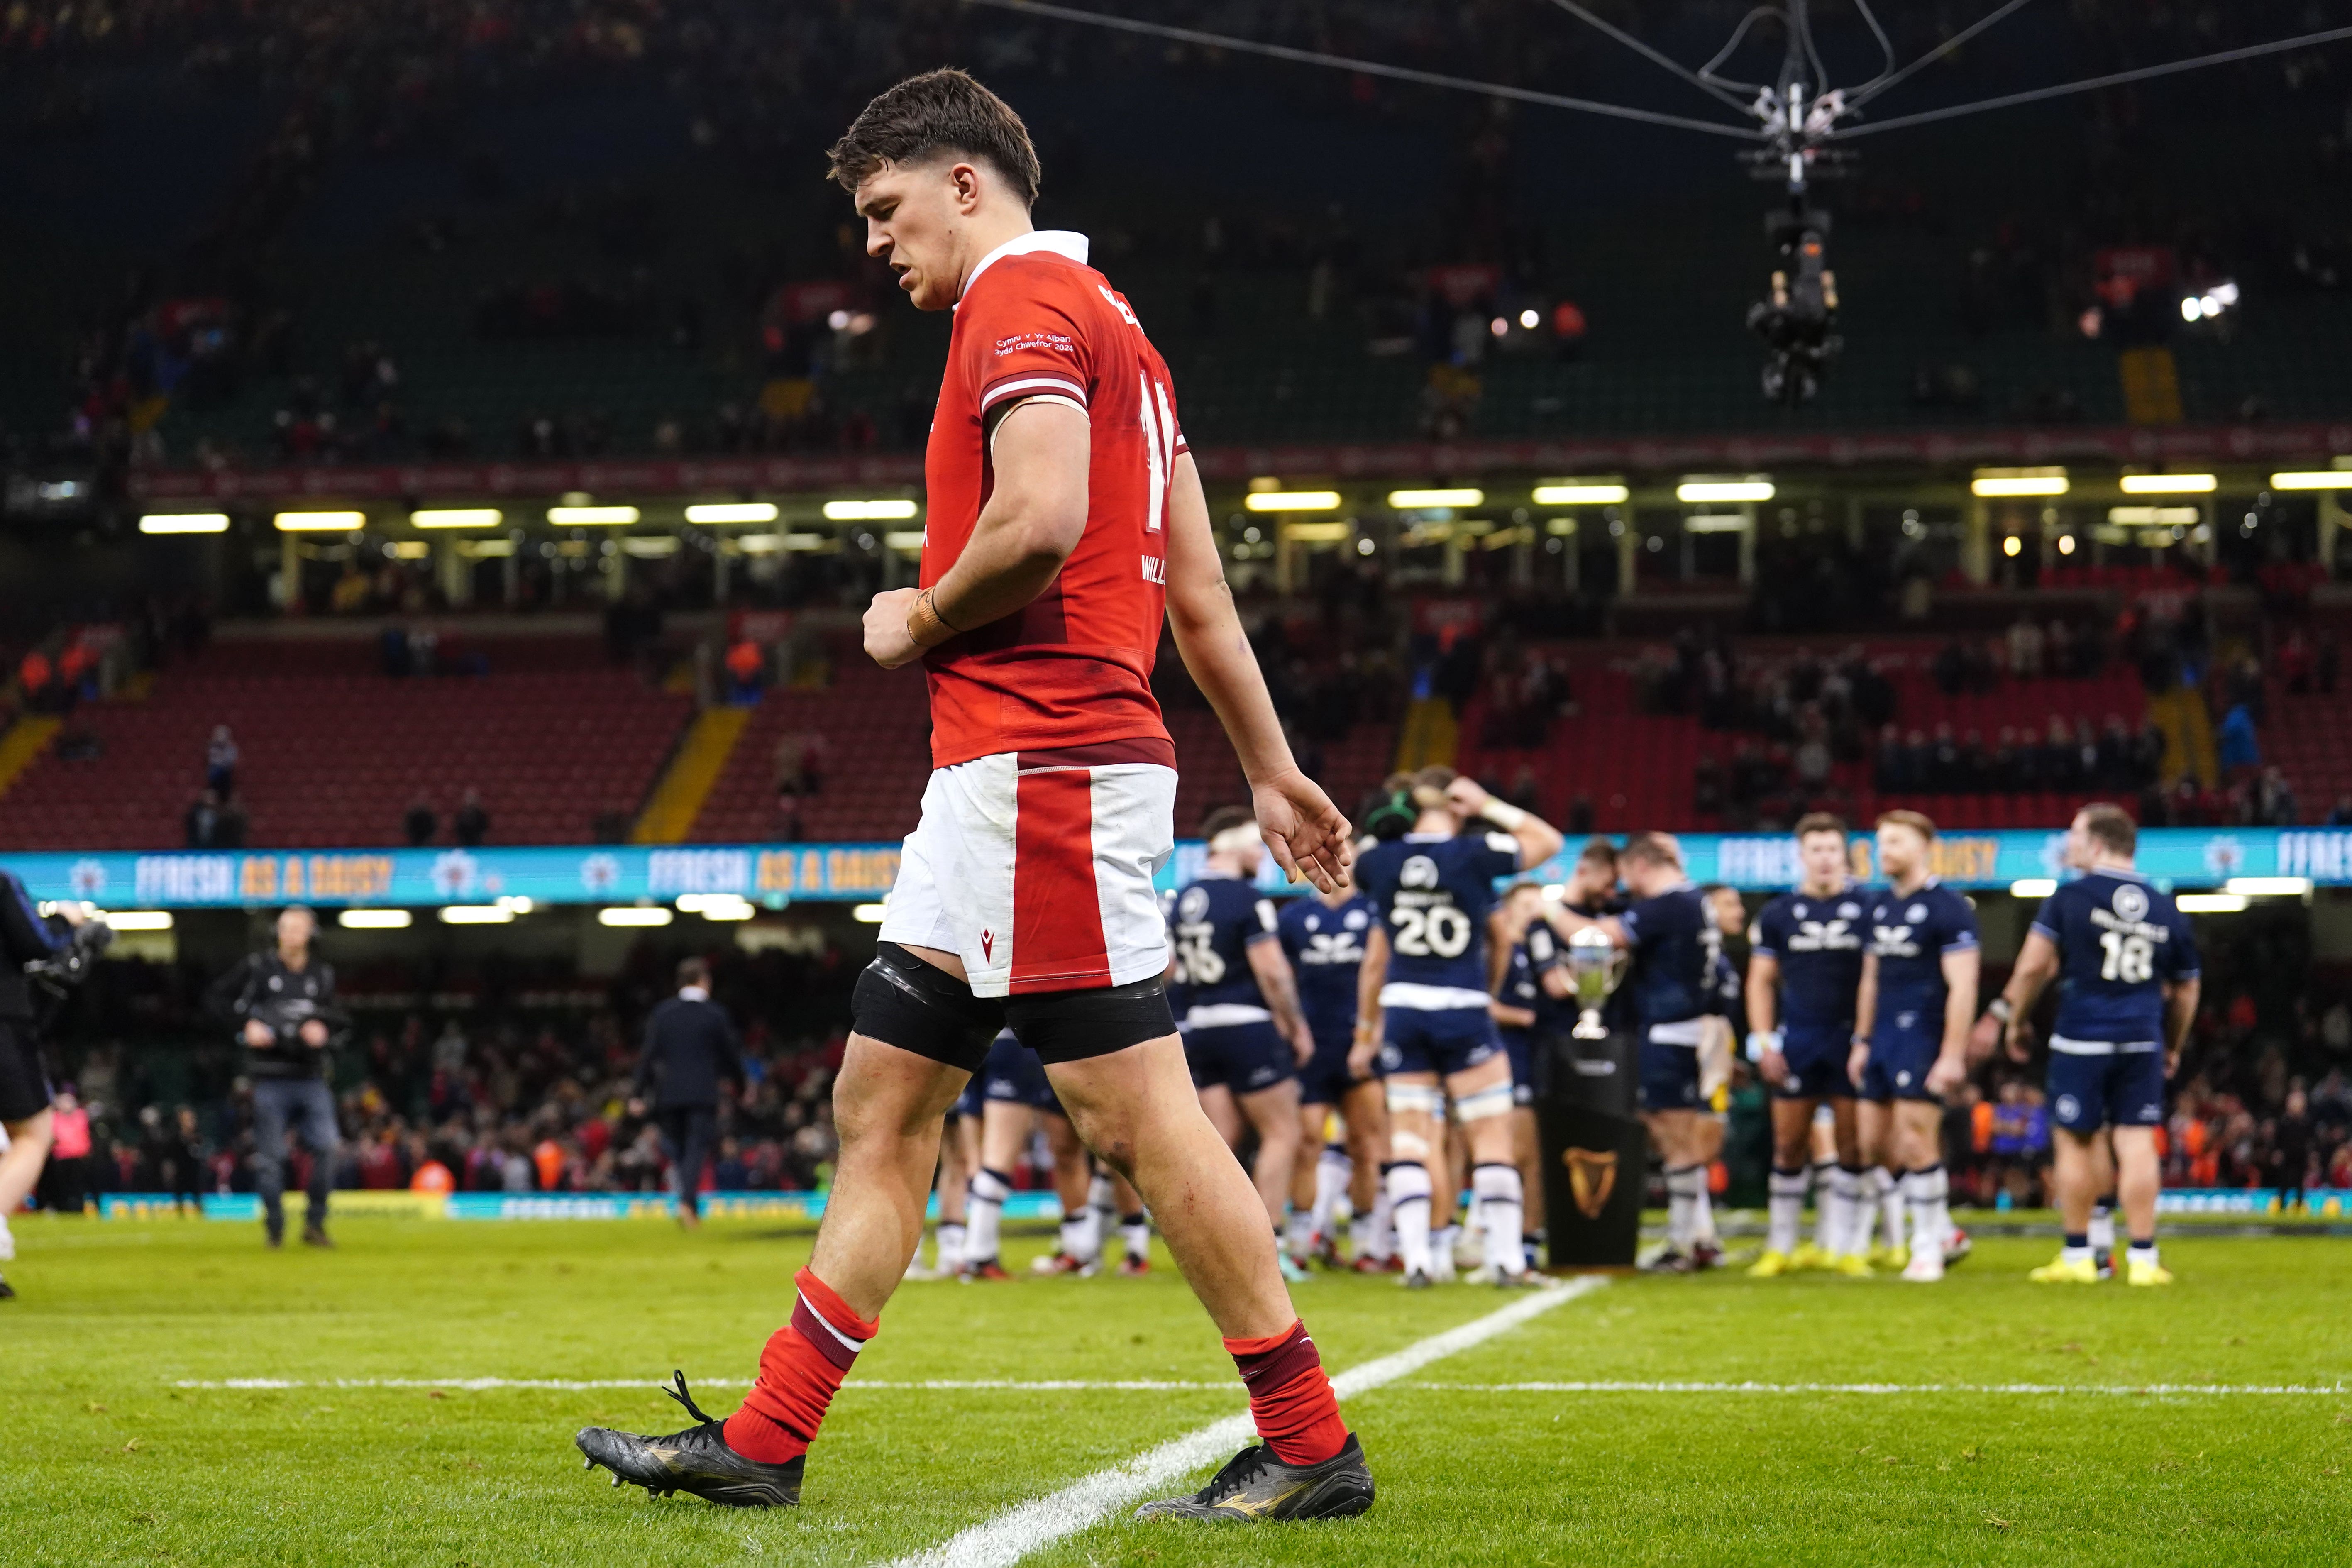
[1482,799,1529,831]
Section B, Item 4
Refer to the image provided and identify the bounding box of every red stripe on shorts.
[1010,766,1111,994]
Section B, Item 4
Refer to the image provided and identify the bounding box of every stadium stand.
[0,631,691,849]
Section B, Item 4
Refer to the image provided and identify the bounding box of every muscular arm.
[1165,453,1350,890]
[2162,976,2201,1071]
[1245,937,1309,1045]
[1745,950,1781,1039]
[1549,906,1633,951]
[1996,929,2061,1036]
[862,400,1091,672]
[929,401,1092,637]
[1349,924,1390,1076]
[1929,946,1981,1092]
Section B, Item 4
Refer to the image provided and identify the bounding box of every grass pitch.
[6,1215,2351,1567]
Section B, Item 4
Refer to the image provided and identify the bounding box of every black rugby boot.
[1134,1432,1375,1522]
[576,1372,803,1507]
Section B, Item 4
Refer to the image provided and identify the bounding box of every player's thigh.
[1854,1094,1892,1156]
[1445,1056,1515,1161]
[1042,1031,1198,1165]
[300,1082,340,1151]
[1768,1096,1820,1161]
[1340,1077,1389,1148]
[1893,1098,1943,1164]
[1043,1108,1087,1167]
[1381,1072,1443,1157]
[1238,1077,1301,1139]
[836,1033,976,1145]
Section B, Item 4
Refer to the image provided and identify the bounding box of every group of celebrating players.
[905,786,2200,1294]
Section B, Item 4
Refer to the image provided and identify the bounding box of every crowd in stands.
[40,936,866,1210]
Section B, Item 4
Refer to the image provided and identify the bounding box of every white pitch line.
[1413,1379,2352,1396]
[879,1276,1609,1568]
[163,1372,2350,1399]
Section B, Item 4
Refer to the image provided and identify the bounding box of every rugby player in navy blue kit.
[1554,833,1724,1272]
[1490,882,1578,1274]
[1349,769,1563,1287]
[1850,811,1979,1282]
[1169,806,1315,1281]
[1974,804,2198,1287]
[1744,813,1872,1276]
[1277,880,1390,1270]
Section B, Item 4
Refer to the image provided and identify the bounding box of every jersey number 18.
[2098,930,2154,983]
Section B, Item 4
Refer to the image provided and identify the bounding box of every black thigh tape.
[1007,975,1177,1065]
[850,942,1003,1073]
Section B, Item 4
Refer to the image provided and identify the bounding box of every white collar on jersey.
[958,229,1090,305]
[1403,832,1451,843]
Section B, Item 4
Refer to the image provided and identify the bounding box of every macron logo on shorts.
[981,929,996,964]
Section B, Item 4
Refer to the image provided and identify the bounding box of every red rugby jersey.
[919,231,1182,769]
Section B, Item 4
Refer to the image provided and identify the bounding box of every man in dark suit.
[631,957,744,1228]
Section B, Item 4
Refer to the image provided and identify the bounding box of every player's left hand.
[299,1019,328,1047]
[1846,1039,1869,1090]
[1443,774,1492,820]
[863,587,923,669]
[1926,1051,1966,1095]
[1290,1021,1315,1066]
[1252,768,1353,892]
[1347,1026,1380,1082]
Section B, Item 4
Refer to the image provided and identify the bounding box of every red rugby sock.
[723,1267,877,1464]
[1224,1319,1348,1467]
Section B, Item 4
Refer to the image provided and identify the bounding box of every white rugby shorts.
[879,740,1177,999]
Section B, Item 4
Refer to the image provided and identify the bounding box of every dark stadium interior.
[5,1,2352,1235]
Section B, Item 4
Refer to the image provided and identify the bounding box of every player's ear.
[950,159,985,214]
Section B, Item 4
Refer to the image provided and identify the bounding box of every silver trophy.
[1564,927,1629,1040]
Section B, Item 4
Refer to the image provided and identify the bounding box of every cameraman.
[206,905,347,1248]
[1,867,82,1299]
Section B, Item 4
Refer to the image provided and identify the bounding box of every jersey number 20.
[1393,906,1472,959]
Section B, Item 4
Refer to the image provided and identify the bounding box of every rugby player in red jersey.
[577,69,1373,1523]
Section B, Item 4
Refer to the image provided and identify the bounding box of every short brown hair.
[1876,808,1937,841]
[677,956,710,990]
[828,68,1041,205]
[1576,835,1619,869]
[1620,831,1682,869]
[2078,801,2137,857]
[1200,804,1256,840]
[1409,765,1458,811]
[1794,811,1847,841]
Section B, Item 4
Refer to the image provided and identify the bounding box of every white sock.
[2127,1239,2159,1269]
[1808,1160,1837,1248]
[1691,1180,1718,1247]
[1284,1207,1315,1258]
[966,1168,1010,1264]
[1905,1165,1949,1259]
[1665,1164,1705,1252]
[1434,1223,1461,1275]
[1473,1163,1526,1276]
[1368,1183,1395,1260]
[1875,1167,1905,1251]
[1058,1216,1089,1260]
[1824,1165,1862,1256]
[1080,1172,1112,1263]
[935,1221,966,1272]
[1312,1145,1350,1243]
[2088,1196,2117,1256]
[1121,1211,1151,1263]
[1767,1166,1808,1256]
[1386,1161,1434,1276]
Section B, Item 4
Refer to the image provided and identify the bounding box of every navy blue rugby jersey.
[1165,872,1280,1016]
[1618,883,1718,1038]
[2029,869,2198,1046]
[1356,831,1522,1008]
[1751,887,1867,1047]
[1864,880,1978,1041]
[1277,891,1375,1038]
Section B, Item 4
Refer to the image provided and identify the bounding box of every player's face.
[854,158,971,312]
[1505,887,1544,932]
[1876,822,1926,880]
[277,907,313,952]
[1797,829,1847,887]
[1707,887,1744,933]
[2064,812,2100,871]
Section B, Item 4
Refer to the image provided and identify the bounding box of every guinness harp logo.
[1564,1147,1617,1220]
